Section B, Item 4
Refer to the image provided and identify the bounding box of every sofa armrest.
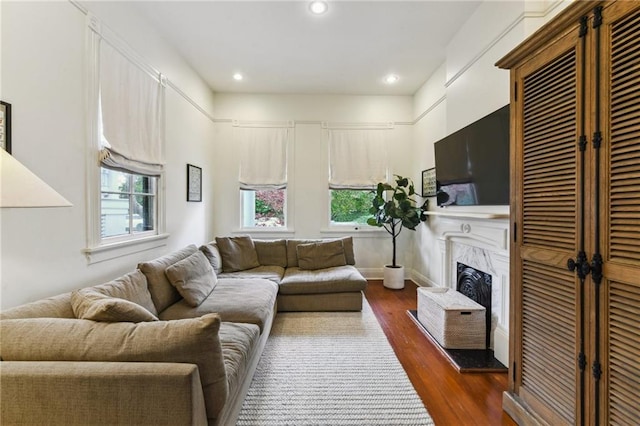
[0,361,208,426]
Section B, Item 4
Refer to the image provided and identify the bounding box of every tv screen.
[434,105,510,206]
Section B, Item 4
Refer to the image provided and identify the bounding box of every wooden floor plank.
[365,280,517,426]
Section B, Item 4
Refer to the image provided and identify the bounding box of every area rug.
[236,299,434,425]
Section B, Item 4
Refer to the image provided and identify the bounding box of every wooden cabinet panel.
[498,1,640,424]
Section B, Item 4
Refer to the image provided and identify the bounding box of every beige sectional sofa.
[0,235,366,426]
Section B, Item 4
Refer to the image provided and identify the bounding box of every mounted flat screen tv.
[434,105,510,206]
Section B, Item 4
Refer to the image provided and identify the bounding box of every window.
[326,125,389,228]
[101,168,156,239]
[85,22,166,258]
[242,189,286,228]
[330,189,375,225]
[236,124,291,229]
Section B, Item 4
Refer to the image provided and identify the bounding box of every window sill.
[320,226,387,238]
[83,233,170,264]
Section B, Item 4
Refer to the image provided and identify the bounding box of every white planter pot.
[383,265,405,289]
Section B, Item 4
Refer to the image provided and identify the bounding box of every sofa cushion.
[286,239,318,267]
[286,237,355,267]
[219,322,261,405]
[165,251,217,307]
[215,236,260,272]
[138,245,198,313]
[0,314,228,424]
[254,239,288,267]
[217,265,284,284]
[339,236,356,265]
[200,242,223,274]
[0,292,74,320]
[159,278,278,333]
[71,289,159,323]
[279,265,368,295]
[296,240,347,270]
[87,270,158,316]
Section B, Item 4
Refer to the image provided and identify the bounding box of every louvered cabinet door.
[599,2,640,424]
[512,28,584,425]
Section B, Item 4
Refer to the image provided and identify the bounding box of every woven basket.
[417,287,486,349]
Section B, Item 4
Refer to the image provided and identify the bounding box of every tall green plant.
[367,175,428,267]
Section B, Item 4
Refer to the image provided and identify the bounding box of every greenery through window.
[330,189,376,225]
[242,189,286,228]
[100,168,156,238]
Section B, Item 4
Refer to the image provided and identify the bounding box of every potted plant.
[367,175,428,289]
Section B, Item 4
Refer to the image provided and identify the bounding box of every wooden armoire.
[497,1,640,425]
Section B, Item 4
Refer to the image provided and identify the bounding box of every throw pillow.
[138,245,198,313]
[200,242,223,274]
[254,239,287,267]
[0,314,228,423]
[296,240,347,270]
[215,236,260,272]
[165,251,217,307]
[86,270,158,316]
[71,289,159,323]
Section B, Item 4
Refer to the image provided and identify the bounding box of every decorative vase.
[383,265,405,289]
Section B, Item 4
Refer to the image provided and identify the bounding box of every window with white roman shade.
[235,122,292,229]
[84,14,167,261]
[325,125,390,226]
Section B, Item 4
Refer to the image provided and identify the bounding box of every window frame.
[99,168,158,243]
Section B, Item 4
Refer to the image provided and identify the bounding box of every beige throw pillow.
[138,245,198,313]
[71,289,159,323]
[165,251,217,307]
[254,239,288,267]
[296,240,347,270]
[200,242,223,274]
[0,314,228,423]
[86,270,158,316]
[215,236,260,272]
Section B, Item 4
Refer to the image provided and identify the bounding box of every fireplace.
[456,262,492,349]
[434,215,509,365]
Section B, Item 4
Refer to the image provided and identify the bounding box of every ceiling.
[134,1,482,96]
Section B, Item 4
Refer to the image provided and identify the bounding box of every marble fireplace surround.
[435,214,510,366]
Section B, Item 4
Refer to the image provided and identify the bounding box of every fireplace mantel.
[424,210,509,220]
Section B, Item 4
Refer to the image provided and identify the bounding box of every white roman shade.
[328,128,388,189]
[99,42,164,176]
[236,125,289,190]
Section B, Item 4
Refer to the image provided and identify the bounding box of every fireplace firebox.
[456,262,492,349]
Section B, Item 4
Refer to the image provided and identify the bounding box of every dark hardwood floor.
[364,280,517,426]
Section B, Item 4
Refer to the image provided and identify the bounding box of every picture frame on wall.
[422,168,437,197]
[187,164,202,202]
[0,101,11,154]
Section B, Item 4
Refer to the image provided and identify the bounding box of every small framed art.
[421,168,437,197]
[0,101,11,154]
[187,164,202,202]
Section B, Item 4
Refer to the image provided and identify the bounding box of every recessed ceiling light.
[384,74,399,84]
[309,1,328,15]
[233,73,243,81]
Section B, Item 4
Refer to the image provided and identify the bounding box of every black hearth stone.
[408,310,507,373]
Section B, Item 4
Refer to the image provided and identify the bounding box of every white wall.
[212,93,414,274]
[410,0,572,286]
[0,0,573,310]
[0,1,216,309]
